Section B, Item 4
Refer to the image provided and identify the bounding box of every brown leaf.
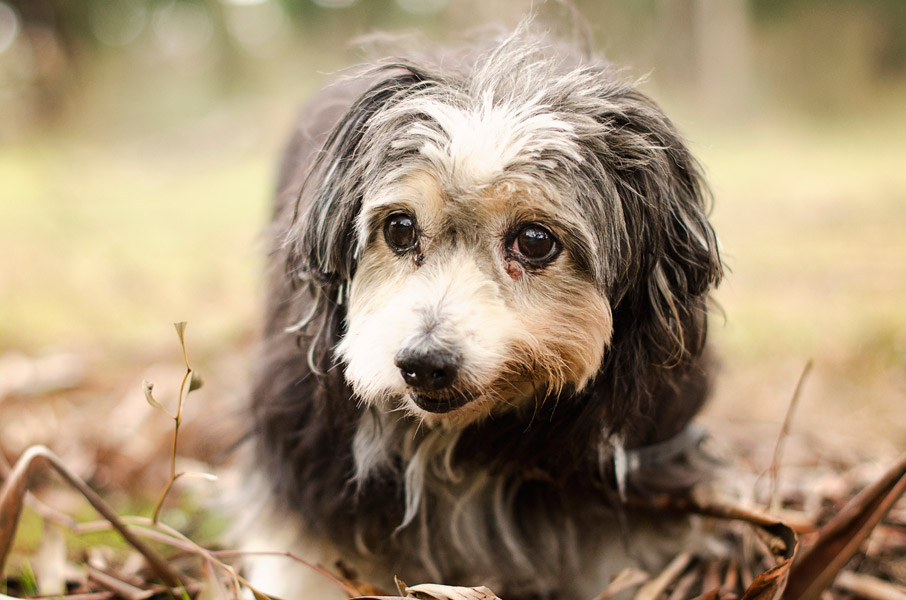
[739,551,795,600]
[405,583,503,600]
[352,581,502,600]
[784,452,906,600]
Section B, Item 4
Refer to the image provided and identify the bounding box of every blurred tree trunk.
[657,0,752,117]
[693,0,752,116]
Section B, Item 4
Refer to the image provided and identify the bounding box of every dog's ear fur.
[286,64,438,296]
[590,90,723,445]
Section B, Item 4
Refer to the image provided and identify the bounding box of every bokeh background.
[1,0,904,517]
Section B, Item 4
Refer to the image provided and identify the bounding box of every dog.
[241,26,723,600]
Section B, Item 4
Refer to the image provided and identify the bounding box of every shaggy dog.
[242,27,723,600]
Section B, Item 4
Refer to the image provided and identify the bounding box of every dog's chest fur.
[246,378,695,599]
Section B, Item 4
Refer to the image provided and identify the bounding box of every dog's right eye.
[384,213,418,253]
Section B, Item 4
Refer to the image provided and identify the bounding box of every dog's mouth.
[409,391,475,414]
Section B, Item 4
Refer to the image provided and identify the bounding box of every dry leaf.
[350,581,502,600]
[738,520,799,600]
[142,380,172,417]
[739,551,795,600]
[785,452,906,600]
[405,583,503,600]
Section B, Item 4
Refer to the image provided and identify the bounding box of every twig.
[87,564,154,600]
[834,571,906,600]
[0,445,186,589]
[633,552,693,600]
[149,322,202,524]
[123,516,361,599]
[592,568,649,600]
[766,360,812,511]
[667,570,699,600]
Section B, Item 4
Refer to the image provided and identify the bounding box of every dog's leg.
[237,498,349,600]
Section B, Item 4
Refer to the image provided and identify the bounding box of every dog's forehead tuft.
[392,97,583,190]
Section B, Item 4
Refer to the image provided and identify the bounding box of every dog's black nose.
[394,349,460,392]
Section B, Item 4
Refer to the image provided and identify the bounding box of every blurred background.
[0,0,904,513]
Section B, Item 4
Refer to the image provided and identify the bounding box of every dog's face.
[290,53,721,429]
[337,161,613,423]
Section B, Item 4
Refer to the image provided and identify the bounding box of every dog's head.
[285,36,722,429]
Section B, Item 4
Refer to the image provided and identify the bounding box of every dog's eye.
[511,224,559,264]
[384,213,418,253]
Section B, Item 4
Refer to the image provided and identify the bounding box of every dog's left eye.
[384,213,418,253]
[509,224,560,265]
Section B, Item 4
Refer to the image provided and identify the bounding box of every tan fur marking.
[343,170,611,425]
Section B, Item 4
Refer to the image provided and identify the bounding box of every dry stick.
[4,442,85,533]
[126,517,362,599]
[0,445,186,589]
[722,557,739,595]
[834,571,906,600]
[211,550,362,599]
[666,570,699,600]
[0,450,79,531]
[86,565,153,600]
[767,360,813,512]
[591,568,650,600]
[62,512,361,599]
[701,559,721,596]
[633,552,693,600]
[151,322,195,525]
[86,522,243,597]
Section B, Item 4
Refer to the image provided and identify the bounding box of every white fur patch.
[414,95,581,188]
[337,249,522,418]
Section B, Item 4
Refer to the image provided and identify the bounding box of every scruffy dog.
[243,27,723,600]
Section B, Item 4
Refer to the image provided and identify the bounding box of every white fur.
[412,96,582,188]
[337,249,525,419]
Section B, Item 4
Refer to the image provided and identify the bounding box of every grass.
[682,110,906,454]
[0,130,268,354]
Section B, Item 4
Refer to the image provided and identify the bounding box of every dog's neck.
[352,392,615,531]
[352,393,709,524]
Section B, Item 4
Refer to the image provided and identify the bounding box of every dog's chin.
[401,379,538,425]
[409,391,475,414]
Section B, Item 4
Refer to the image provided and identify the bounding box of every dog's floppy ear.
[286,64,437,295]
[593,90,723,439]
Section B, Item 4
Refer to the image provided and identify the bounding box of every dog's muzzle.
[394,348,471,413]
